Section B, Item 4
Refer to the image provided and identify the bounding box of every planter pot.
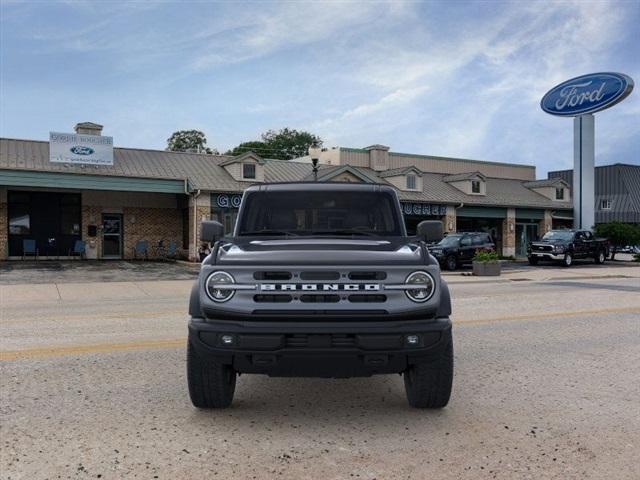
[472,261,501,276]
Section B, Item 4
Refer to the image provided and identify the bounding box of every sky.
[1,0,638,177]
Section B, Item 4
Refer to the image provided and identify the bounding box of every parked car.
[429,232,495,271]
[527,230,609,267]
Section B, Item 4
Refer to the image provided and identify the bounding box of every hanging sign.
[49,132,114,165]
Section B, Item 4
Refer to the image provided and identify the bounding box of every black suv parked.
[429,232,495,271]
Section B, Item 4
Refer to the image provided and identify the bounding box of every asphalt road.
[1,272,639,479]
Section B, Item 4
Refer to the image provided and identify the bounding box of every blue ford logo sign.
[541,72,633,116]
[70,146,95,155]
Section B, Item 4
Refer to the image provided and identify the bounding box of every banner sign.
[215,194,243,209]
[540,72,634,117]
[402,203,447,216]
[49,132,114,165]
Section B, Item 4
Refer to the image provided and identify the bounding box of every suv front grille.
[285,334,356,348]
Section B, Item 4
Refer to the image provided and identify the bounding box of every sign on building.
[49,132,114,166]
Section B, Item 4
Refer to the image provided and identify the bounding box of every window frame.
[471,180,481,194]
[555,187,565,200]
[406,174,417,190]
[242,162,257,180]
[600,199,612,210]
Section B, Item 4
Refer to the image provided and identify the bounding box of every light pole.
[308,144,321,182]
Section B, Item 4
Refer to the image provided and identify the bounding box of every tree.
[594,222,640,260]
[225,128,322,160]
[225,141,268,157]
[167,130,217,154]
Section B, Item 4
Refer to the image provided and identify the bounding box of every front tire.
[187,341,236,408]
[445,255,457,271]
[595,250,606,264]
[562,253,573,267]
[404,341,454,409]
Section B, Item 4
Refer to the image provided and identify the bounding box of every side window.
[460,236,472,247]
[575,232,584,241]
[472,234,483,246]
[583,231,593,241]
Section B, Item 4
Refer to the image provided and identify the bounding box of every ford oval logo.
[541,72,634,117]
[70,146,95,155]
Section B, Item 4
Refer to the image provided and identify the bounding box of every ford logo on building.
[70,146,95,155]
[541,72,634,116]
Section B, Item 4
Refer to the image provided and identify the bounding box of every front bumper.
[528,251,564,260]
[188,316,452,378]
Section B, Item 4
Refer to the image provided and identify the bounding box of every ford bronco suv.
[187,183,453,409]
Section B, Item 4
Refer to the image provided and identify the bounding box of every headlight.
[405,271,435,303]
[555,245,565,253]
[205,271,235,302]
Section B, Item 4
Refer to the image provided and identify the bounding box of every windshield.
[437,235,461,247]
[542,231,574,241]
[237,190,403,237]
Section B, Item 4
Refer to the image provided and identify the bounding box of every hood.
[213,237,425,266]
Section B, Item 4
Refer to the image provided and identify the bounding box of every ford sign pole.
[541,72,634,230]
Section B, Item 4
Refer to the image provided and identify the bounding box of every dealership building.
[1,122,579,261]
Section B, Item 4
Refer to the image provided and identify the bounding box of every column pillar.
[538,210,553,239]
[444,205,457,233]
[188,192,211,262]
[573,114,595,229]
[502,208,516,257]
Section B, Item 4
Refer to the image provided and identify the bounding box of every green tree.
[167,130,217,154]
[225,141,268,157]
[226,128,322,160]
[594,222,640,260]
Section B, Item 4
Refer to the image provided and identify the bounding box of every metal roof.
[443,171,486,182]
[0,137,573,210]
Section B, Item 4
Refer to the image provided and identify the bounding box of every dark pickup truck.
[527,230,609,267]
[187,183,453,409]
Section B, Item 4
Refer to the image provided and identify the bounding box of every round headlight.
[405,271,435,303]
[205,271,235,302]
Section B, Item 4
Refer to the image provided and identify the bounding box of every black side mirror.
[417,220,444,243]
[201,221,224,243]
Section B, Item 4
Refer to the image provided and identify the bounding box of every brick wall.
[122,207,183,260]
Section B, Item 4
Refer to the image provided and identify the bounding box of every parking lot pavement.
[1,270,639,479]
[0,260,200,285]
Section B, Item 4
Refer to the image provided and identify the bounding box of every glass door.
[516,223,538,257]
[102,214,123,259]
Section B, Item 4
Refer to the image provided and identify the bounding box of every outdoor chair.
[68,240,86,260]
[22,239,38,261]
[153,239,166,258]
[133,240,149,260]
[165,240,178,259]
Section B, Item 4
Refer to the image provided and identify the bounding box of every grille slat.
[348,294,387,303]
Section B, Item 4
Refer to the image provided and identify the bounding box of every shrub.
[594,222,640,260]
[473,250,499,262]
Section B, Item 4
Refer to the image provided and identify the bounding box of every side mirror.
[201,221,224,243]
[417,220,444,243]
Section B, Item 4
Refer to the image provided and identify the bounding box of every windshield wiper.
[311,229,377,237]
[240,230,299,237]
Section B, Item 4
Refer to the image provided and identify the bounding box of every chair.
[153,239,166,258]
[133,240,149,260]
[165,241,178,259]
[22,239,38,261]
[68,240,86,260]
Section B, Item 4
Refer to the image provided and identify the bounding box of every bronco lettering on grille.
[260,284,381,291]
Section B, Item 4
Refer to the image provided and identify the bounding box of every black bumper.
[188,317,452,378]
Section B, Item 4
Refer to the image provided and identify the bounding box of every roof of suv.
[245,182,397,193]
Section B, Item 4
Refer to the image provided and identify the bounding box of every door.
[102,214,123,259]
[516,223,539,257]
[459,235,474,262]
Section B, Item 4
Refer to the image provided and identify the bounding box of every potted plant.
[472,250,501,276]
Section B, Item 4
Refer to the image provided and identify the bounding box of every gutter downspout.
[192,189,201,262]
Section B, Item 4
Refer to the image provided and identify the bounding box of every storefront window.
[9,209,30,234]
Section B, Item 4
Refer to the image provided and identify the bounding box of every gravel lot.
[1,263,639,479]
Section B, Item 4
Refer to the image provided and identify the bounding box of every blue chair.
[133,240,149,260]
[166,241,178,259]
[68,240,86,260]
[22,239,38,261]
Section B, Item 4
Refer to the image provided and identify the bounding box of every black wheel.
[562,253,573,267]
[445,255,457,271]
[187,341,236,408]
[528,256,539,265]
[404,341,453,409]
[594,250,606,264]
